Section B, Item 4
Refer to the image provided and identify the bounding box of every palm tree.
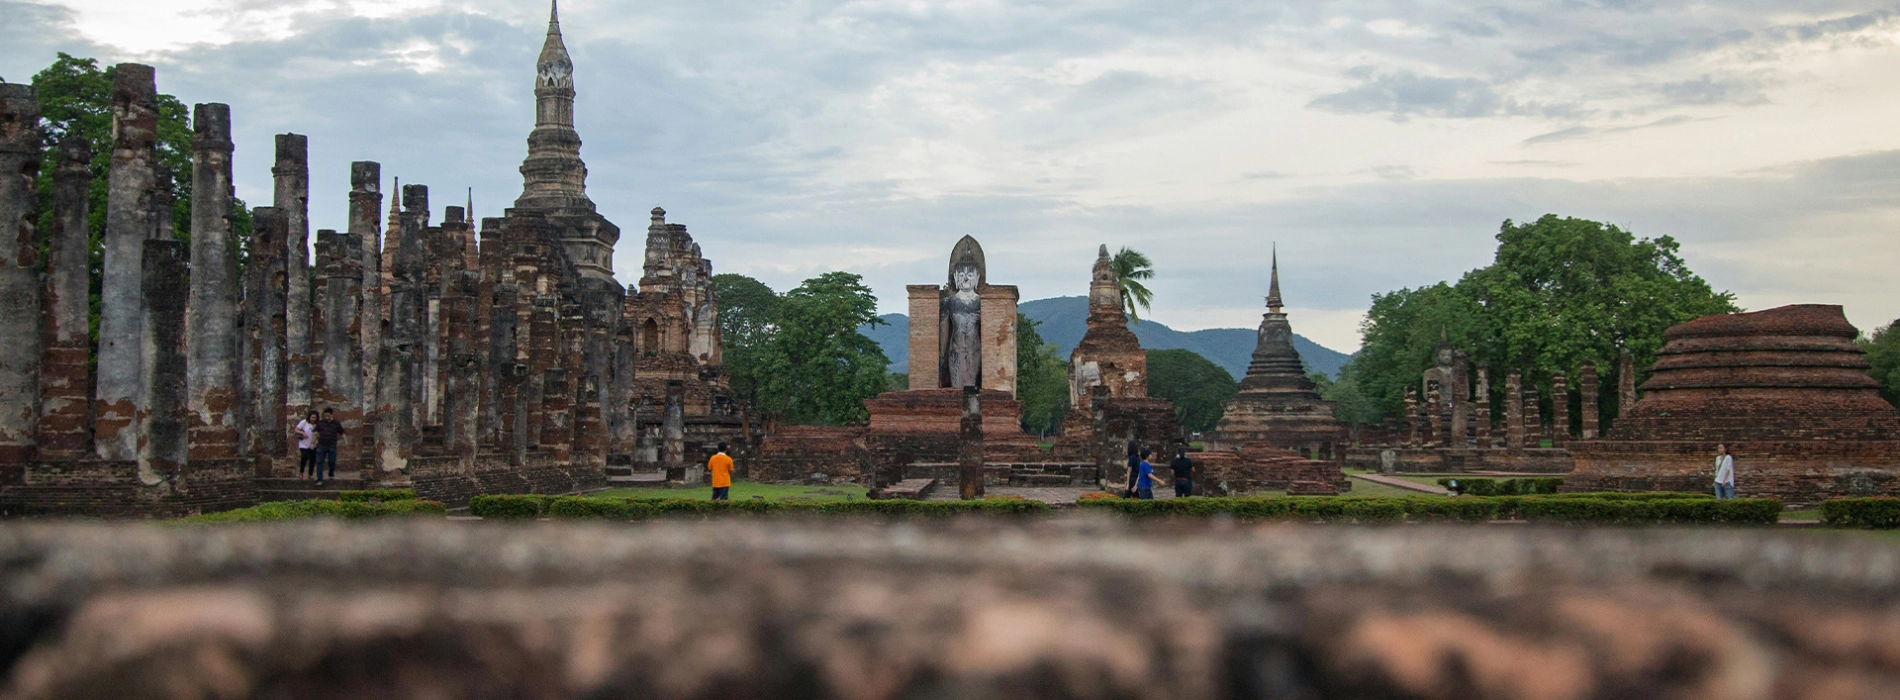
[1111,247,1154,323]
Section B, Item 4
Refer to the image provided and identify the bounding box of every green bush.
[1402,497,1500,522]
[1821,497,1900,529]
[546,496,638,520]
[1077,496,1402,523]
[1436,477,1563,496]
[180,498,446,523]
[467,494,556,519]
[1077,493,1774,525]
[337,489,417,503]
[1517,497,1780,525]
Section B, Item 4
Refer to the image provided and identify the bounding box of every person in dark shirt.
[1123,440,1141,498]
[1134,448,1157,500]
[312,408,345,485]
[1169,444,1195,498]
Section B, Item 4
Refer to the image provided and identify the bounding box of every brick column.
[139,240,188,482]
[1550,372,1569,445]
[39,135,92,460]
[276,134,312,422]
[315,230,364,466]
[662,381,686,484]
[241,207,289,463]
[373,185,427,481]
[1504,371,1524,453]
[0,84,41,464]
[1402,386,1418,447]
[1473,366,1491,448]
[95,64,159,462]
[906,285,941,389]
[1579,361,1600,440]
[442,271,480,461]
[1618,352,1638,418]
[349,162,383,431]
[1524,383,1542,448]
[959,385,985,499]
[186,103,240,460]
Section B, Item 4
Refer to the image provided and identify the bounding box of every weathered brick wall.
[753,426,870,484]
[1567,440,1900,503]
[0,458,256,517]
[1196,444,1346,495]
[1342,447,1575,474]
[406,452,606,507]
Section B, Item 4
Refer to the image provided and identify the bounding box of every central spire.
[517,0,590,211]
[1266,244,1283,314]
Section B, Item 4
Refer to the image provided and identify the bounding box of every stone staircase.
[255,471,370,502]
[604,464,665,486]
[883,478,937,500]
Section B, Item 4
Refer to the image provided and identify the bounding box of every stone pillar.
[1449,368,1468,448]
[610,322,637,456]
[1402,386,1418,447]
[39,135,93,460]
[1618,352,1637,418]
[526,296,556,450]
[488,283,520,457]
[906,285,941,389]
[442,271,479,461]
[349,162,383,429]
[241,208,289,463]
[1422,384,1441,447]
[95,64,159,462]
[185,103,240,460]
[1504,371,1523,453]
[1579,361,1600,440]
[315,230,364,465]
[1550,372,1569,446]
[139,240,188,483]
[661,381,686,484]
[1473,366,1491,448]
[373,185,428,481]
[1524,383,1542,449]
[276,135,312,421]
[541,367,571,463]
[0,84,42,464]
[959,385,985,499]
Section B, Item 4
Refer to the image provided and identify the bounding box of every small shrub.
[179,498,444,523]
[1437,477,1563,496]
[337,489,417,503]
[1402,497,1499,522]
[468,494,553,519]
[1821,497,1900,529]
[546,496,634,520]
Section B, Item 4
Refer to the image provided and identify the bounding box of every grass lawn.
[595,480,868,502]
[1341,477,1431,499]
[1780,508,1823,521]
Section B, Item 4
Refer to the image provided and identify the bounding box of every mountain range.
[858,296,1352,380]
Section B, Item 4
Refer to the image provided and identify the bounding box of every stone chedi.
[1053,246,1178,482]
[0,3,755,516]
[1567,304,1900,503]
[1204,252,1347,459]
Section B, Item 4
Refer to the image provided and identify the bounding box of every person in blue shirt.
[1134,448,1157,500]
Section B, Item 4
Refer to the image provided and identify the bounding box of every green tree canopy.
[1312,372,1382,441]
[32,52,200,245]
[1859,321,1900,409]
[754,272,891,425]
[1341,215,1739,423]
[1146,349,1236,433]
[711,273,779,403]
[1111,247,1154,323]
[1015,313,1070,436]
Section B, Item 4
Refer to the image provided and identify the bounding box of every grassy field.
[596,481,868,502]
[1340,477,1430,499]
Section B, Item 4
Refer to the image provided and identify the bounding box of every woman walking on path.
[1713,444,1735,499]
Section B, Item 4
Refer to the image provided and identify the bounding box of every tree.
[1859,321,1900,408]
[1015,313,1070,436]
[753,272,891,425]
[1146,349,1236,433]
[1312,372,1382,441]
[1111,247,1154,323]
[1342,215,1738,421]
[711,273,778,402]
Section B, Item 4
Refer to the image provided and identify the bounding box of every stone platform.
[4,521,1899,699]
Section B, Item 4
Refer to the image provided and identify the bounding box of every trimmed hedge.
[468,495,1053,520]
[337,489,417,503]
[1820,497,1900,529]
[1436,477,1563,496]
[1077,494,1779,525]
[180,498,446,523]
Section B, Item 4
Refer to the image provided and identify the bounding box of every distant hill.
[857,296,1351,379]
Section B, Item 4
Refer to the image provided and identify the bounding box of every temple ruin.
[1567,304,1900,503]
[0,4,755,516]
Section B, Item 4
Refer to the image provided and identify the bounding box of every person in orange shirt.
[708,442,734,501]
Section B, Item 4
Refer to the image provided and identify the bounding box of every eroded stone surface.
[2,521,1899,699]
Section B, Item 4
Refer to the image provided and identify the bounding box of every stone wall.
[1196,445,1347,495]
[1343,447,1575,474]
[1567,440,1899,503]
[0,458,256,517]
[9,521,1899,699]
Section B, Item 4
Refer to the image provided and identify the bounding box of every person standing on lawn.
[294,411,318,479]
[1169,443,1194,498]
[1713,443,1735,499]
[1134,447,1157,500]
[312,408,346,485]
[708,443,734,501]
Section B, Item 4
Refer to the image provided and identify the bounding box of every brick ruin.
[0,5,753,516]
[1049,245,1178,486]
[1567,304,1900,503]
[1343,332,1595,475]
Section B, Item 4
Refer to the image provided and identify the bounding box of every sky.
[4,0,1898,353]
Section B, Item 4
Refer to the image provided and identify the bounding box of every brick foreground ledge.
[2,520,1897,699]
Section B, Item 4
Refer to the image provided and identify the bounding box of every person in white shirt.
[1713,443,1735,500]
[294,411,318,479]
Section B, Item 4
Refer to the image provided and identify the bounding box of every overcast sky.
[4,0,1898,352]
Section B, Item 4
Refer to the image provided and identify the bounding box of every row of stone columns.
[1412,359,1623,450]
